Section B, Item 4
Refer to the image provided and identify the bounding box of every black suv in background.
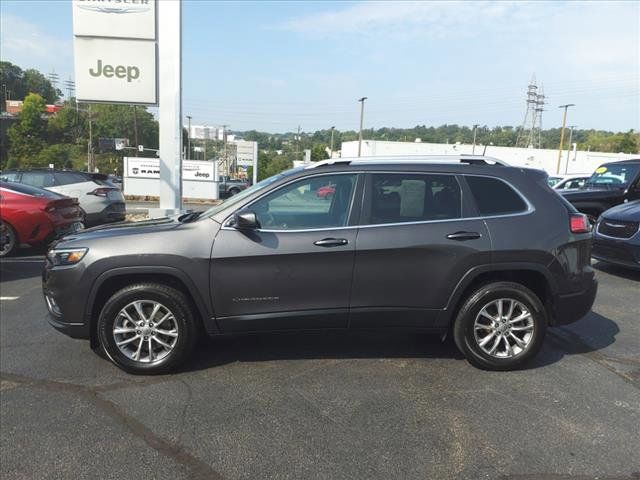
[43,156,597,374]
[561,159,640,222]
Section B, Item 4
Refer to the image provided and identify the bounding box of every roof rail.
[305,158,353,169]
[305,155,509,168]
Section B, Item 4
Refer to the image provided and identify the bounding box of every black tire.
[97,283,198,374]
[453,281,547,371]
[0,221,17,258]
[229,188,240,196]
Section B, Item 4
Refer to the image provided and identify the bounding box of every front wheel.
[97,283,198,374]
[453,282,547,371]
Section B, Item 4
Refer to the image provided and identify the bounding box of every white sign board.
[74,37,157,104]
[127,158,214,181]
[72,0,156,39]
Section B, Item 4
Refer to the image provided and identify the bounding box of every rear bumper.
[85,202,126,225]
[592,237,640,270]
[550,278,598,326]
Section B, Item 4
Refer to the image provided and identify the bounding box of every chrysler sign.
[73,0,157,104]
[72,0,156,39]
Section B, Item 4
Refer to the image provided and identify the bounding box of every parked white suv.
[0,169,125,226]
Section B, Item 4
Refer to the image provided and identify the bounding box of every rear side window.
[0,172,19,182]
[21,172,54,188]
[466,176,527,216]
[54,172,90,186]
[367,173,462,224]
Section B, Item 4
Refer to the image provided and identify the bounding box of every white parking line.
[0,297,19,301]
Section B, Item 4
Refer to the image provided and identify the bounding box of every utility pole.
[358,97,367,157]
[472,124,479,154]
[296,125,301,161]
[556,104,575,174]
[329,126,335,158]
[87,104,93,172]
[222,124,229,176]
[186,115,192,161]
[133,105,139,156]
[565,125,576,167]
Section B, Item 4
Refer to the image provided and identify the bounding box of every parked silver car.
[0,169,125,226]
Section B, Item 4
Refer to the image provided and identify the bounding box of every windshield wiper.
[178,211,203,223]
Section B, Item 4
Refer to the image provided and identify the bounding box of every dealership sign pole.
[72,0,183,215]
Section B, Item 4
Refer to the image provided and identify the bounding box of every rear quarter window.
[466,176,528,216]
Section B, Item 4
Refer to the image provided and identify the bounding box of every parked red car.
[0,181,84,257]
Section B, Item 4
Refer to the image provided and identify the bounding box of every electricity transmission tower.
[47,70,59,97]
[516,75,541,148]
[63,78,76,101]
[532,84,545,149]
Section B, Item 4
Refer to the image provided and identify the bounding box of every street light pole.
[329,126,335,158]
[358,97,367,157]
[472,124,479,155]
[186,115,192,161]
[556,104,575,174]
[564,125,576,174]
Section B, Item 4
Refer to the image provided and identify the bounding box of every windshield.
[547,177,563,187]
[201,167,304,219]
[587,163,639,187]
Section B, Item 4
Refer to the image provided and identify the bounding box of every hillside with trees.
[1,62,637,180]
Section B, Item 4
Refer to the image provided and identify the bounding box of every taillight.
[88,187,114,197]
[570,213,591,233]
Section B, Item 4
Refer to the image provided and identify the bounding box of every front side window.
[367,173,462,225]
[250,174,356,230]
[466,176,527,216]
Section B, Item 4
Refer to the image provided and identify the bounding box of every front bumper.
[46,312,90,339]
[550,278,598,326]
[592,237,640,270]
[43,261,91,339]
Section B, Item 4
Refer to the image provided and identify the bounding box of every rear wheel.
[453,282,547,371]
[0,221,17,258]
[228,187,240,196]
[97,283,198,374]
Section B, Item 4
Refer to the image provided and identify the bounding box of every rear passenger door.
[350,172,491,328]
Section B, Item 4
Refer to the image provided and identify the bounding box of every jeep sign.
[74,37,157,104]
[72,0,156,40]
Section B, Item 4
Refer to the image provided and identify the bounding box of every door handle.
[314,238,349,247]
[446,231,481,241]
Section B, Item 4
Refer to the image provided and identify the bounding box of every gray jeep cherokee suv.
[43,156,597,374]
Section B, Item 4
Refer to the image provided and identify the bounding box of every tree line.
[1,61,637,179]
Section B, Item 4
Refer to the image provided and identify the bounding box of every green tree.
[7,93,47,167]
[23,69,61,104]
[36,144,75,169]
[311,143,328,161]
[0,62,61,109]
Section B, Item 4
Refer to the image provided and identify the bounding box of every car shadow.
[182,329,466,372]
[179,311,620,374]
[0,250,45,282]
[593,260,640,281]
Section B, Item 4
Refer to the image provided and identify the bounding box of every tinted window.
[0,172,19,182]
[367,173,461,224]
[251,174,356,230]
[54,172,90,186]
[20,172,55,188]
[466,176,527,215]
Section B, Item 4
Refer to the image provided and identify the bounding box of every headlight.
[47,248,88,266]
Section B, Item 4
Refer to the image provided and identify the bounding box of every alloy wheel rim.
[113,300,179,363]
[473,298,534,359]
[0,223,15,257]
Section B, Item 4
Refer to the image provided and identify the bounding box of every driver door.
[211,173,361,333]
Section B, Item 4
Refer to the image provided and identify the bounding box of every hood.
[601,200,640,222]
[55,216,181,245]
[560,186,626,201]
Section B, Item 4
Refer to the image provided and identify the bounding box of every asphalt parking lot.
[1,253,638,480]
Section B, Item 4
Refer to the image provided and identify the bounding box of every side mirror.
[233,209,259,229]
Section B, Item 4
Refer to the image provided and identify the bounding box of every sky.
[1,0,639,133]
